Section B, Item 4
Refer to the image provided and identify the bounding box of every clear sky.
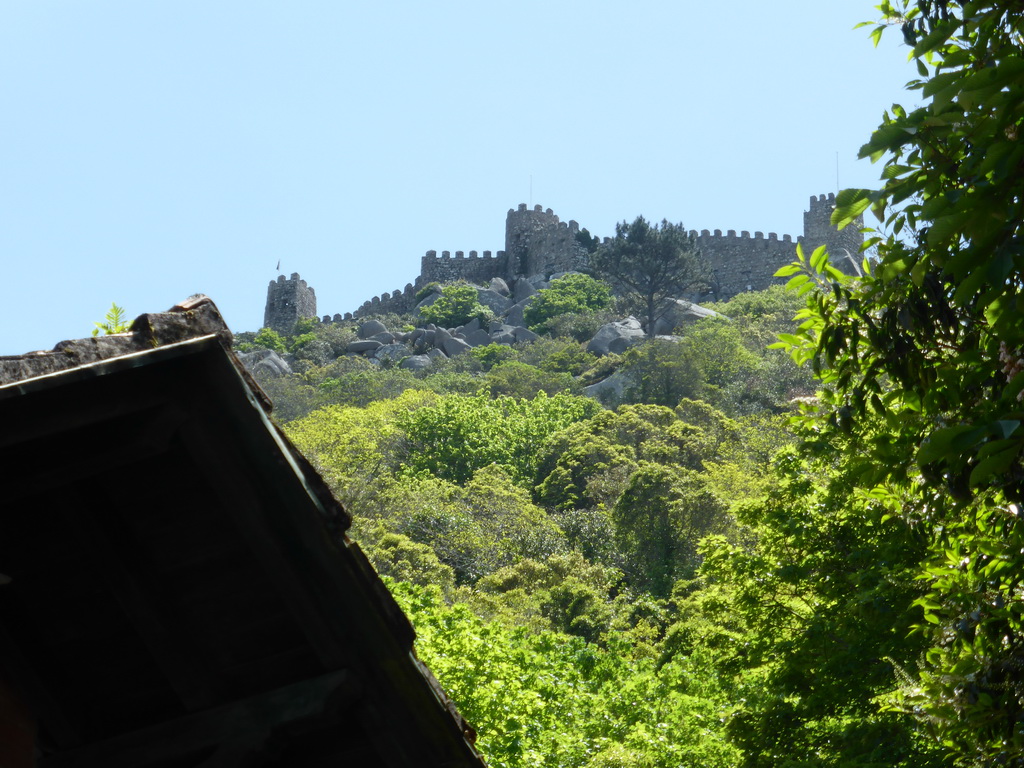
[0,2,917,354]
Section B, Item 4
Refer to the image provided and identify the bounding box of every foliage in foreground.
[775,2,1024,763]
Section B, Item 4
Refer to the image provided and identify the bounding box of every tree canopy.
[590,217,709,337]
[778,1,1024,762]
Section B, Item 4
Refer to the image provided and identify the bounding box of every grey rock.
[527,274,548,288]
[652,299,723,336]
[348,339,383,354]
[464,329,492,347]
[584,370,633,405]
[489,277,510,296]
[491,329,516,345]
[513,326,539,343]
[358,319,388,339]
[462,317,482,334]
[440,339,471,358]
[238,349,292,377]
[442,337,472,357]
[427,348,447,360]
[433,327,452,346]
[400,354,433,371]
[415,293,441,313]
[476,288,512,315]
[513,279,538,303]
[374,343,411,364]
[587,317,646,356]
[370,332,396,344]
[504,299,533,327]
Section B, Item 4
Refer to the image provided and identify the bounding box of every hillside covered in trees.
[230,279,929,767]
[223,2,1024,765]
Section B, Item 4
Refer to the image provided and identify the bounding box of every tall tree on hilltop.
[590,217,710,337]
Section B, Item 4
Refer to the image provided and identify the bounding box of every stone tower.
[504,204,589,280]
[264,273,317,334]
[801,193,864,274]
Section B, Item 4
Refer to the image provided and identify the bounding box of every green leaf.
[774,263,802,278]
[918,425,986,465]
[970,447,1019,487]
[832,189,873,229]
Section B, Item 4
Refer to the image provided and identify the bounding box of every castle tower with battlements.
[264,273,317,334]
[504,204,589,280]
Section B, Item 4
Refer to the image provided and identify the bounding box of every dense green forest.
[224,3,1024,765]
[244,284,836,768]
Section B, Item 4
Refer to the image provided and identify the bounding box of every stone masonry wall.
[505,204,588,279]
[264,194,863,325]
[691,229,797,299]
[693,193,863,299]
[419,250,508,286]
[264,273,317,333]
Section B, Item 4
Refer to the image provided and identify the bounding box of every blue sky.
[0,2,915,353]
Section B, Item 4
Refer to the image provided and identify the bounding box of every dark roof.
[0,297,486,768]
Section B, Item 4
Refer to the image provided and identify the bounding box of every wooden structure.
[0,297,486,767]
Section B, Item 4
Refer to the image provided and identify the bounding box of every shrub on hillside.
[523,274,613,335]
[419,283,493,328]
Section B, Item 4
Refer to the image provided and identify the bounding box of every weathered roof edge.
[0,296,487,765]
[0,296,351,536]
[0,296,270,412]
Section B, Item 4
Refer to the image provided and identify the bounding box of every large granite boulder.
[513,279,538,303]
[652,299,722,336]
[441,337,472,357]
[504,296,534,327]
[587,317,646,356]
[475,288,513,316]
[400,354,433,371]
[238,349,292,377]
[348,339,383,354]
[583,370,633,405]
[358,319,388,339]
[374,343,411,364]
[489,323,517,345]
[513,326,539,343]
[464,329,492,347]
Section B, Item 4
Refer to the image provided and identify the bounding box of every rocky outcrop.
[238,349,293,377]
[587,317,646,356]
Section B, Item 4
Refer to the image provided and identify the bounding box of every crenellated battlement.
[424,249,505,261]
[263,194,864,325]
[264,272,317,333]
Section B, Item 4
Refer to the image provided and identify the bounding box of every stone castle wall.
[695,194,862,299]
[264,273,317,333]
[263,194,862,327]
[420,250,508,285]
[691,228,797,297]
